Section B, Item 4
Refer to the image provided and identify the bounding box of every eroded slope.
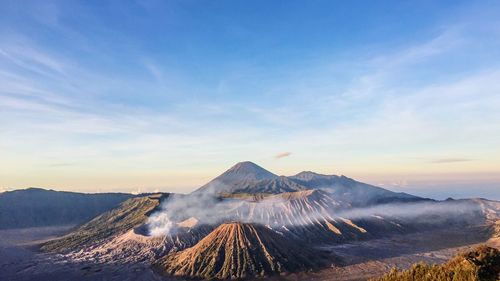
[41,194,167,252]
[155,222,328,280]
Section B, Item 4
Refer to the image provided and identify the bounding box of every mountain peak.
[233,160,258,166]
[193,161,277,194]
[219,161,277,184]
[292,171,330,180]
[225,161,276,179]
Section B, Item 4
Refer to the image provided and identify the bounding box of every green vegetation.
[41,194,166,252]
[372,245,500,281]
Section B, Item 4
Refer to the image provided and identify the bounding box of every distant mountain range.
[0,188,134,229]
[2,161,422,230]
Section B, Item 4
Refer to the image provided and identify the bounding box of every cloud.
[131,188,142,195]
[1,1,500,193]
[0,44,68,78]
[431,158,473,164]
[275,152,291,159]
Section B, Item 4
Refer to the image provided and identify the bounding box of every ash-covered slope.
[226,189,408,243]
[153,189,407,248]
[222,176,309,194]
[41,194,168,252]
[41,193,216,266]
[473,198,500,238]
[155,222,328,280]
[227,189,349,226]
[290,171,423,206]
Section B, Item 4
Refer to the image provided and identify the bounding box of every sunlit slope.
[155,222,329,279]
[41,194,166,252]
[225,190,408,243]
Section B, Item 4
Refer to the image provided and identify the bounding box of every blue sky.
[1,0,499,199]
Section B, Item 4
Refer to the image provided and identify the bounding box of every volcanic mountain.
[155,222,329,280]
[289,171,421,206]
[41,194,167,252]
[35,162,500,281]
[41,193,214,265]
[195,161,422,206]
[195,161,282,194]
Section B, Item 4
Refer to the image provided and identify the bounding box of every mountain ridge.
[0,188,135,229]
[194,161,423,206]
[194,161,278,194]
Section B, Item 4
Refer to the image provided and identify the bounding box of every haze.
[1,1,499,199]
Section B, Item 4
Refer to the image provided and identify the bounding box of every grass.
[371,245,500,281]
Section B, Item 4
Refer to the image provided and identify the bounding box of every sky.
[1,0,499,199]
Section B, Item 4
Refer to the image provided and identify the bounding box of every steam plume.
[146,191,481,237]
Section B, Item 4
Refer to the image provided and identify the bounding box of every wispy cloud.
[1,1,500,194]
[430,158,473,164]
[274,152,291,159]
[0,44,68,78]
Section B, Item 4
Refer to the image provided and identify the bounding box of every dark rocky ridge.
[0,188,134,229]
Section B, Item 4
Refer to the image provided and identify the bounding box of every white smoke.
[147,211,173,237]
[146,191,483,237]
[336,199,479,220]
[146,191,290,236]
